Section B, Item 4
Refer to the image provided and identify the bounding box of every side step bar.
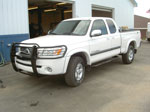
[92,56,119,68]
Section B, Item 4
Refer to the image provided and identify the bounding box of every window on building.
[91,20,108,35]
[106,19,116,34]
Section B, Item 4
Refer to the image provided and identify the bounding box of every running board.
[92,56,119,68]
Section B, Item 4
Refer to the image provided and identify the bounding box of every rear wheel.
[65,57,85,87]
[122,45,135,64]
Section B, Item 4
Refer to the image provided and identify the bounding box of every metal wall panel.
[0,0,29,35]
[0,0,29,63]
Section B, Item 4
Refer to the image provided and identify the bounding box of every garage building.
[0,0,137,62]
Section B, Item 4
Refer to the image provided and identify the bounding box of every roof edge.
[135,14,150,19]
[130,0,138,7]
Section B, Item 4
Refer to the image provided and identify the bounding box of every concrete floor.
[0,41,150,112]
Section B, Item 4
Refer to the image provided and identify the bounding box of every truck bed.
[119,29,139,33]
[120,30,141,54]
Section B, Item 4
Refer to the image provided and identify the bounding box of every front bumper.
[10,43,67,76]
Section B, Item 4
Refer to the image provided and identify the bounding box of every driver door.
[90,19,112,64]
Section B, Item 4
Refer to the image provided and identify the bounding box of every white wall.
[72,0,92,17]
[0,0,29,35]
[0,0,135,36]
[72,0,135,28]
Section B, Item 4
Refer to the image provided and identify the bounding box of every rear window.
[106,20,116,34]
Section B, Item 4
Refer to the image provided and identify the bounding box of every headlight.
[37,46,67,58]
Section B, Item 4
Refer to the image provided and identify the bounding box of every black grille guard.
[10,43,67,76]
[10,43,39,76]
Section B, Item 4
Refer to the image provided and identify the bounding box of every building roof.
[130,0,138,7]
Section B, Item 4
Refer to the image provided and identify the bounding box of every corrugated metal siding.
[0,34,29,62]
[0,0,29,35]
[0,0,29,62]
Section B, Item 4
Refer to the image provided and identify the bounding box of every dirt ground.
[0,41,150,112]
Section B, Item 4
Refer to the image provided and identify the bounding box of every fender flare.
[125,39,137,53]
[63,49,91,73]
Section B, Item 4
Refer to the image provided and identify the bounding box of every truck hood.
[22,35,87,47]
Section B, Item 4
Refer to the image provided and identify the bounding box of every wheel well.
[129,41,137,53]
[130,41,135,48]
[71,52,88,66]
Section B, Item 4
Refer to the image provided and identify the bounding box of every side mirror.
[91,30,102,37]
[48,30,51,35]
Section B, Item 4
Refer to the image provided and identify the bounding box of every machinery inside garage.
[28,0,72,38]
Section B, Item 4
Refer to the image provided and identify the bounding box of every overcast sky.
[134,0,150,18]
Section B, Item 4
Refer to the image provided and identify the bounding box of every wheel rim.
[128,49,134,61]
[75,63,84,81]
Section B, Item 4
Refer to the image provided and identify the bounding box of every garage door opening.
[28,0,72,38]
[92,7,112,18]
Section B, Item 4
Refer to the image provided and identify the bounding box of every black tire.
[147,38,150,41]
[65,57,85,87]
[122,45,135,64]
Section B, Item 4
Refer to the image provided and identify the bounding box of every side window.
[106,20,116,34]
[91,20,108,35]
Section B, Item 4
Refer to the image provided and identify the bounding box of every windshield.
[50,20,91,36]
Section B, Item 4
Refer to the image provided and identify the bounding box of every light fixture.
[56,2,67,6]
[64,10,72,13]
[28,7,38,11]
[44,9,56,12]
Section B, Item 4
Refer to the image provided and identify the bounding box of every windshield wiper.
[61,33,81,36]
[61,33,71,35]
[71,33,82,36]
[50,32,82,36]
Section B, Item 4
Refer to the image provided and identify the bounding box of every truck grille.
[20,47,32,55]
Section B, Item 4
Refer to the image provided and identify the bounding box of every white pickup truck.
[11,17,141,87]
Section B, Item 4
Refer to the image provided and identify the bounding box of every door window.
[91,20,108,35]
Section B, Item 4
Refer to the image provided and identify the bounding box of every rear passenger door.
[106,19,121,56]
[90,19,112,63]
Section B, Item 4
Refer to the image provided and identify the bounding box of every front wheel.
[122,45,135,64]
[65,57,85,87]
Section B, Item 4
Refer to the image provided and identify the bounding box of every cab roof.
[64,17,113,21]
